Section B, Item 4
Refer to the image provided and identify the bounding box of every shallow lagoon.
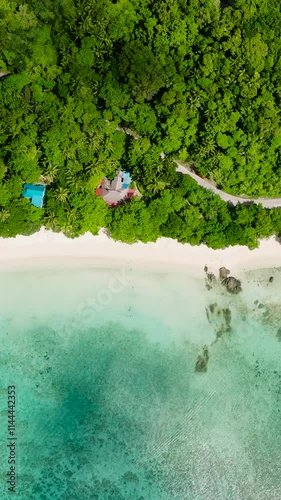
[0,264,281,499]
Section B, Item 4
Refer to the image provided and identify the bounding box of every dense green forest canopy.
[1,0,281,247]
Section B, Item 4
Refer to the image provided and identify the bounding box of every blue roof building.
[121,171,131,189]
[22,184,46,208]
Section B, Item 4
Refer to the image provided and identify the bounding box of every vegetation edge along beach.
[2,1,281,249]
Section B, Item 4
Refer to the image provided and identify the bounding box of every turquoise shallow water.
[0,263,281,499]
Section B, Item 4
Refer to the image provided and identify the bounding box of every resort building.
[22,184,46,208]
[96,170,135,206]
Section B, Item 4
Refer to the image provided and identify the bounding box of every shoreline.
[0,228,280,276]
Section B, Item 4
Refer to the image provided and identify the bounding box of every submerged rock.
[207,273,216,284]
[195,355,207,372]
[222,307,232,328]
[204,265,208,273]
[122,471,139,483]
[219,267,230,280]
[209,303,217,314]
[222,276,242,294]
[276,328,281,341]
[215,309,232,339]
[195,346,209,372]
[258,303,265,309]
[216,325,227,339]
[269,276,274,283]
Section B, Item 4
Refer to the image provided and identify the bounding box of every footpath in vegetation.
[175,162,281,209]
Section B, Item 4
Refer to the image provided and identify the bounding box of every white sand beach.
[0,228,280,275]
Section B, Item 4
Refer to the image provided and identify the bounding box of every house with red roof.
[96,171,135,206]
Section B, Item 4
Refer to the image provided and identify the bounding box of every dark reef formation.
[276,328,281,341]
[195,346,209,372]
[219,267,230,280]
[222,276,242,294]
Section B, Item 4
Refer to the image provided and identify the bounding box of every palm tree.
[62,144,76,161]
[104,138,114,155]
[66,170,81,190]
[0,209,10,223]
[44,212,59,231]
[90,133,103,153]
[56,187,69,203]
[40,164,58,185]
[147,180,168,195]
[61,221,73,236]
[45,164,58,183]
[85,160,105,179]
[60,211,76,237]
